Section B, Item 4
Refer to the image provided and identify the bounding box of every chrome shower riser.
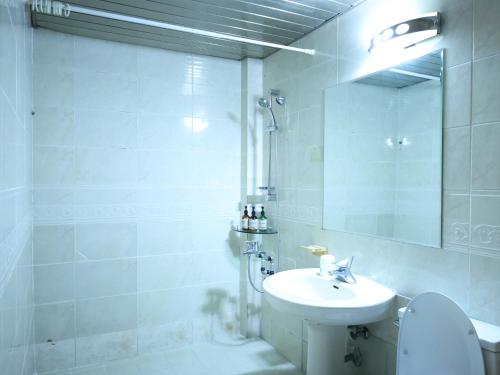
[258,89,285,202]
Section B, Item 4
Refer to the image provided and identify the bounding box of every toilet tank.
[471,319,500,375]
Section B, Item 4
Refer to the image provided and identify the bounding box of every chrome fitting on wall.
[344,345,363,367]
[348,325,370,340]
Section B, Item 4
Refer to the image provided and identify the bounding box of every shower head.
[258,98,270,108]
[275,96,286,105]
[258,98,277,132]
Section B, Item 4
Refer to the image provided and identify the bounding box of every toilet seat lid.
[397,292,485,375]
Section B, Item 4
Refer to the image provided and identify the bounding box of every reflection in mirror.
[323,50,443,247]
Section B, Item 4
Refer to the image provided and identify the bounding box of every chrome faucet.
[243,241,265,257]
[329,256,356,284]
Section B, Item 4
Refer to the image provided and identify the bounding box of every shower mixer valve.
[243,240,262,256]
[243,241,275,274]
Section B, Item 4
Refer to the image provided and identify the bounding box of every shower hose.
[247,254,264,294]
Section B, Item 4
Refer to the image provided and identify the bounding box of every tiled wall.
[32,29,242,373]
[262,0,500,372]
[0,1,35,374]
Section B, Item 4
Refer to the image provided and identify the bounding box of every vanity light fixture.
[369,12,441,53]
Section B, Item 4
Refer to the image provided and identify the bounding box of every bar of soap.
[301,245,328,256]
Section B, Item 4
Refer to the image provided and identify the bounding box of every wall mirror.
[323,50,443,248]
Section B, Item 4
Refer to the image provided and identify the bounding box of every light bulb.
[382,28,394,40]
[395,23,410,35]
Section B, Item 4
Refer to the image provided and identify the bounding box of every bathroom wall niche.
[323,50,443,248]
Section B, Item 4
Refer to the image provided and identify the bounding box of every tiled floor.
[43,339,303,375]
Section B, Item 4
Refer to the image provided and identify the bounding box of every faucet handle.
[329,256,357,283]
[347,256,354,269]
[335,258,348,269]
[243,240,258,254]
[335,256,354,270]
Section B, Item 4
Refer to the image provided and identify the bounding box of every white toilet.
[397,292,500,375]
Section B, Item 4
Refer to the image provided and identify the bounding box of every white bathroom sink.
[263,268,396,325]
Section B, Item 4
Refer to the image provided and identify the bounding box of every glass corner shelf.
[232,227,278,235]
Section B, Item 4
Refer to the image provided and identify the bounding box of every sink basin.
[263,268,396,325]
[263,268,396,374]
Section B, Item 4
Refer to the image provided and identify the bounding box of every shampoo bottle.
[259,206,267,230]
[249,206,258,231]
[241,205,249,230]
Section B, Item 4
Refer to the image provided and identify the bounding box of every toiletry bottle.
[259,206,267,230]
[249,206,258,231]
[241,205,249,230]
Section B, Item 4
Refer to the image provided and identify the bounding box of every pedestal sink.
[263,268,396,375]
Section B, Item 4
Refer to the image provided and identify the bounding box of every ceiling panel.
[31,0,363,60]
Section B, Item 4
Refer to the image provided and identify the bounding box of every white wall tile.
[472,54,500,124]
[443,126,470,192]
[471,195,500,252]
[35,302,75,343]
[443,193,470,246]
[34,224,75,265]
[74,70,137,112]
[471,123,500,190]
[137,113,191,150]
[137,46,192,87]
[34,28,74,67]
[34,107,75,146]
[75,222,137,260]
[470,254,500,325]
[74,36,137,75]
[74,110,137,148]
[34,146,74,185]
[138,149,193,186]
[138,77,192,116]
[75,148,137,185]
[138,219,191,256]
[34,263,74,304]
[192,55,241,80]
[444,63,471,128]
[34,65,74,109]
[76,295,137,337]
[75,259,137,299]
[474,0,500,59]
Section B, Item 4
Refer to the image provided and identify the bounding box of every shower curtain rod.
[33,1,316,56]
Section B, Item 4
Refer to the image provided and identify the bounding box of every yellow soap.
[301,245,328,256]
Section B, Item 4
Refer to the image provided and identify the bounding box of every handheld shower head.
[258,98,270,108]
[258,99,277,131]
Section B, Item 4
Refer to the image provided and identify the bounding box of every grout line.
[33,279,240,307]
[470,121,500,128]
[135,52,140,359]
[472,50,500,63]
